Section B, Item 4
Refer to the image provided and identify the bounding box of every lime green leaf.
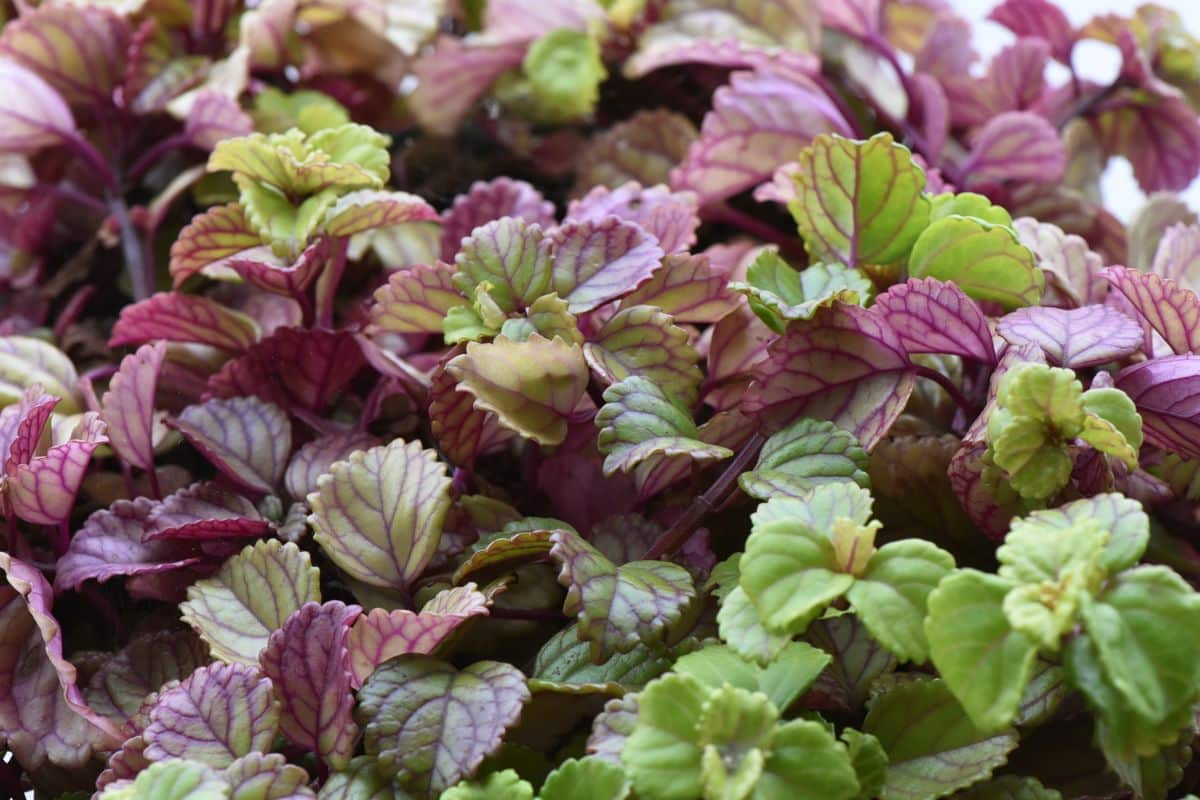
[1014,493,1149,577]
[620,673,711,800]
[446,335,590,446]
[209,127,385,197]
[1079,386,1143,457]
[749,482,875,539]
[528,622,681,696]
[252,87,350,135]
[696,686,777,799]
[758,719,861,800]
[951,776,1062,800]
[729,249,870,332]
[584,305,703,406]
[523,29,606,122]
[864,679,1019,800]
[308,438,452,592]
[453,218,553,314]
[439,770,532,800]
[842,730,888,800]
[99,759,230,800]
[717,585,791,665]
[539,757,630,800]
[181,540,321,664]
[443,305,497,344]
[928,193,1014,227]
[846,540,955,663]
[908,216,1043,310]
[237,182,338,257]
[672,642,830,712]
[788,132,931,268]
[501,293,582,345]
[168,203,263,288]
[308,124,391,185]
[924,570,1038,732]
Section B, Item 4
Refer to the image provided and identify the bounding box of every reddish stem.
[125,133,192,185]
[913,364,978,418]
[701,204,808,261]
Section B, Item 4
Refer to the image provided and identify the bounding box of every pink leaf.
[962,111,1066,187]
[566,182,700,255]
[407,36,527,136]
[988,0,1076,62]
[1150,222,1200,291]
[1101,266,1200,356]
[185,90,253,150]
[1,387,57,470]
[144,482,270,542]
[911,72,949,162]
[744,302,915,449]
[110,292,261,352]
[8,413,107,525]
[550,216,664,313]
[1094,92,1200,193]
[440,177,557,262]
[0,59,76,155]
[997,304,1144,368]
[85,630,211,733]
[574,110,698,194]
[101,342,166,472]
[284,431,380,501]
[871,278,996,364]
[670,68,853,204]
[227,238,330,298]
[429,362,515,469]
[260,601,362,770]
[169,396,292,494]
[324,190,439,238]
[704,300,776,411]
[1116,355,1200,459]
[618,252,740,323]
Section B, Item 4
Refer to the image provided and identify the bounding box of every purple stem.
[60,131,117,190]
[125,133,192,185]
[913,364,978,418]
[701,204,808,261]
[51,520,70,558]
[315,238,350,329]
[108,193,154,301]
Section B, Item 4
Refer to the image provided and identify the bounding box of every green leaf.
[717,585,792,665]
[539,757,630,800]
[672,642,830,712]
[584,305,703,406]
[696,686,777,799]
[950,775,1062,800]
[100,759,230,800]
[845,540,955,663]
[841,730,888,800]
[1078,387,1143,466]
[749,483,874,538]
[528,623,680,695]
[788,132,931,268]
[738,418,869,501]
[500,293,583,345]
[758,719,861,800]
[453,218,553,314]
[729,249,870,332]
[928,193,1014,227]
[864,679,1019,800]
[439,770,533,800]
[317,756,404,800]
[620,673,711,800]
[523,29,606,122]
[0,335,82,412]
[443,305,497,344]
[1012,493,1149,578]
[308,124,392,185]
[1013,660,1069,728]
[924,570,1038,732]
[908,216,1043,310]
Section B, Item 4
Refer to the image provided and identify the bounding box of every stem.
[125,133,192,185]
[52,285,96,341]
[146,466,162,500]
[315,238,350,329]
[42,183,107,215]
[108,193,154,301]
[60,131,118,190]
[811,72,866,138]
[51,520,70,558]
[913,365,977,418]
[701,204,808,261]
[644,431,767,560]
[1052,79,1127,130]
[120,461,138,499]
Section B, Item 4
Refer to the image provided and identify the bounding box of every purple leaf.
[618,252,740,324]
[144,482,271,542]
[587,695,638,764]
[206,327,365,414]
[367,261,467,335]
[85,630,211,733]
[169,397,292,495]
[980,39,1052,120]
[54,498,202,593]
[227,238,331,298]
[346,585,490,686]
[7,412,107,525]
[1012,218,1106,307]
[356,656,530,795]
[225,752,316,800]
[101,342,166,473]
[670,68,853,204]
[1094,92,1200,193]
[550,217,664,313]
[440,177,557,262]
[1101,266,1200,356]
[997,305,1143,368]
[429,362,515,469]
[260,601,362,770]
[0,59,75,154]
[186,90,253,150]
[911,72,949,163]
[988,0,1076,62]
[1150,222,1200,291]
[1116,355,1200,460]
[745,302,915,449]
[284,431,379,501]
[962,111,1066,187]
[143,662,280,768]
[407,36,527,136]
[871,278,996,364]
[705,300,777,411]
[96,735,151,793]
[110,292,262,352]
[566,183,700,255]
[574,110,698,194]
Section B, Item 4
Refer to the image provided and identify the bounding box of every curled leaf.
[170,397,292,495]
[100,342,166,472]
[110,293,261,352]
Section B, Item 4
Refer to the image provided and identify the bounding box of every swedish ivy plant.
[7,0,1200,799]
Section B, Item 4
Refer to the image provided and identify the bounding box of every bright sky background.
[956,0,1200,221]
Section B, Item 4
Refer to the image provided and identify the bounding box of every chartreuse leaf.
[440,769,532,800]
[928,193,1014,227]
[308,438,452,592]
[673,642,830,712]
[356,656,530,797]
[584,305,703,405]
[788,132,931,268]
[951,776,1062,800]
[0,335,82,412]
[1016,493,1150,577]
[908,216,1044,310]
[729,249,872,333]
[841,730,888,800]
[549,529,695,661]
[181,540,321,665]
[538,757,630,800]
[99,759,229,800]
[453,218,553,314]
[739,418,869,501]
[522,29,607,123]
[864,679,1018,800]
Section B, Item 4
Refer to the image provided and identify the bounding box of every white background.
[956,0,1200,221]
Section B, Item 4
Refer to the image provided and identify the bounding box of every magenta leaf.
[170,397,292,494]
[1094,92,1200,193]
[225,752,315,800]
[86,630,211,733]
[346,585,490,686]
[207,327,365,414]
[143,662,280,768]
[550,216,663,313]
[745,302,916,449]
[1012,218,1107,307]
[227,238,331,298]
[997,305,1144,368]
[407,36,527,136]
[367,261,468,335]
[1102,266,1200,355]
[618,252,739,323]
[186,90,253,150]
[440,177,557,262]
[0,59,76,154]
[1116,355,1200,460]
[962,111,1066,188]
[356,655,530,795]
[259,601,362,770]
[54,498,202,593]
[110,292,262,352]
[871,278,996,364]
[101,341,166,473]
[988,0,1077,62]
[284,431,379,501]
[144,482,271,543]
[7,410,107,525]
[566,183,700,255]
[429,362,515,469]
[705,300,778,411]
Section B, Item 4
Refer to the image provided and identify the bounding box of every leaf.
[574,109,698,193]
[587,695,639,765]
[452,218,553,313]
[739,418,869,501]
[143,662,279,768]
[446,334,590,446]
[952,775,1063,800]
[924,570,1038,732]
[100,342,166,472]
[583,305,702,404]
[1102,266,1200,355]
[452,530,556,585]
[226,239,331,298]
[539,757,630,800]
[731,249,872,332]
[670,69,853,205]
[758,719,862,800]
[169,204,263,288]
[864,679,1019,800]
[962,112,1067,187]
[110,293,261,352]
[717,584,792,665]
[1020,493,1149,575]
[788,132,931,268]
[1149,220,1200,290]
[618,252,738,323]
[871,278,996,364]
[523,28,606,121]
[988,0,1076,61]
[85,630,211,732]
[181,540,322,665]
[1115,354,1200,459]
[549,217,663,313]
[260,601,362,770]
[440,769,533,800]
[323,190,438,238]
[7,411,108,525]
[346,585,490,687]
[308,438,452,592]
[529,623,681,696]
[0,336,82,412]
[284,431,379,501]
[997,305,1144,368]
[1093,92,1200,193]
[367,262,468,335]
[407,36,527,137]
[846,540,955,664]
[440,177,557,262]
[567,183,700,257]
[356,656,530,796]
[673,642,831,712]
[745,302,915,449]
[142,482,270,543]
[428,364,515,470]
[186,91,253,151]
[0,59,75,154]
[318,756,401,800]
[550,529,695,661]
[908,216,1044,310]
[225,752,316,800]
[170,397,292,495]
[101,759,229,800]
